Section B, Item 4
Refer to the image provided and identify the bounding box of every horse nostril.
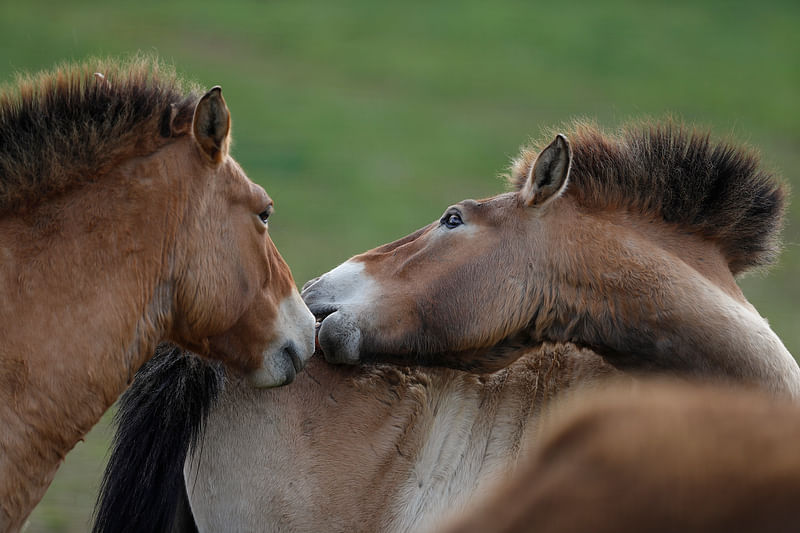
[283,342,303,373]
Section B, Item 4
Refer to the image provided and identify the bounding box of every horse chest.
[384,388,528,533]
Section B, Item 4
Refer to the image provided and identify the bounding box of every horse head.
[167,87,315,387]
[303,135,571,372]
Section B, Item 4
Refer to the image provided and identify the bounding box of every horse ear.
[192,86,231,163]
[521,134,571,207]
[160,103,193,137]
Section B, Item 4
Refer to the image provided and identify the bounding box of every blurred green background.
[2,1,798,531]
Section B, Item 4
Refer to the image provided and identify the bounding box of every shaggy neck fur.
[184,346,618,533]
[0,147,185,531]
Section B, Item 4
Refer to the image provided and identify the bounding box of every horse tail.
[92,343,224,533]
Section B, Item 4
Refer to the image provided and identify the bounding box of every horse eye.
[258,208,271,225]
[442,213,463,229]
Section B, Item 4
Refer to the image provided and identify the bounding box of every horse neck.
[536,208,800,398]
[200,347,614,532]
[0,154,181,528]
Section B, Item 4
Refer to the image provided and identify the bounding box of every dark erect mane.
[509,121,786,275]
[0,56,200,216]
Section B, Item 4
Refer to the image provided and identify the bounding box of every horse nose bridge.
[301,276,321,293]
[301,260,371,306]
[280,340,307,374]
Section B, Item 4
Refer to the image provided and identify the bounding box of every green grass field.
[2,1,798,530]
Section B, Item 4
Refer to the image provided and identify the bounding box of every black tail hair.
[93,343,224,533]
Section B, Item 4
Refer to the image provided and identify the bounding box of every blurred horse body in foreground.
[438,381,800,533]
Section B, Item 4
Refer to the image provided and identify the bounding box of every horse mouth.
[312,307,337,356]
[314,320,324,355]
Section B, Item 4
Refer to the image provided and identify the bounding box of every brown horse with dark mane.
[95,121,798,532]
[305,124,796,393]
[0,58,314,531]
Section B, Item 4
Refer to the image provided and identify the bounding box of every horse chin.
[245,353,298,388]
[316,311,362,365]
[244,338,312,388]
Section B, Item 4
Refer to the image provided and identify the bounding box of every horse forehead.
[220,157,250,186]
[213,157,266,203]
[463,192,520,219]
[468,192,517,208]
